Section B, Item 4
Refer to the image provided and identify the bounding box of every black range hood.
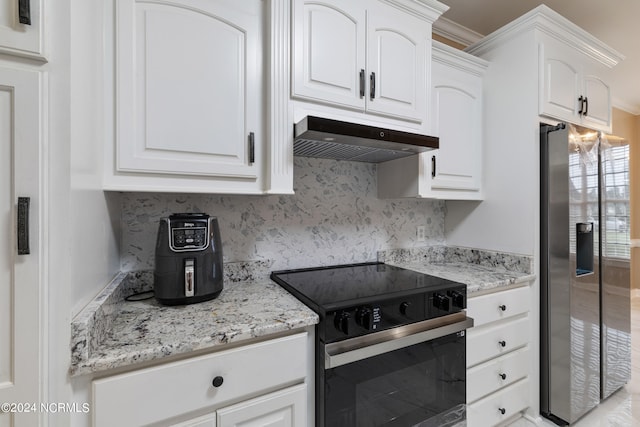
[293,116,439,163]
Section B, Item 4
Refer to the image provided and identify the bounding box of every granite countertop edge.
[70,310,318,377]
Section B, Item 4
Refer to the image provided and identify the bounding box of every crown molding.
[465,5,624,69]
[432,16,484,47]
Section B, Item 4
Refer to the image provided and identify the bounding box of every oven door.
[320,313,473,427]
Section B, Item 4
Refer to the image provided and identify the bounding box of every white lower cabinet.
[467,347,530,403]
[169,384,306,427]
[216,384,306,427]
[466,286,532,426]
[92,333,308,427]
[467,378,530,427]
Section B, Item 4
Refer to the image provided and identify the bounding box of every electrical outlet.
[416,226,426,242]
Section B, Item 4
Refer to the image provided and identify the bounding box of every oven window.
[324,331,466,427]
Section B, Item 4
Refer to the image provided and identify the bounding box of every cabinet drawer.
[467,286,529,328]
[467,378,529,427]
[467,346,530,403]
[467,315,529,367]
[93,333,307,427]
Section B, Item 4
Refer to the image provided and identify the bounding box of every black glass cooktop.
[271,262,457,313]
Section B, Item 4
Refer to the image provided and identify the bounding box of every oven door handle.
[324,312,474,369]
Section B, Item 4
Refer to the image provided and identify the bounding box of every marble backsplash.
[121,157,446,271]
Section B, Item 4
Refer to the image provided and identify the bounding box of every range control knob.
[433,293,450,311]
[448,290,465,309]
[334,311,351,335]
[355,307,373,330]
[399,301,411,317]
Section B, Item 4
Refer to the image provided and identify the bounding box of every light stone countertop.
[379,246,536,295]
[70,263,319,377]
[389,260,536,294]
[70,247,534,377]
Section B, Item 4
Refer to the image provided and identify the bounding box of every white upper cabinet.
[378,43,487,200]
[0,0,45,60]
[292,0,446,124]
[539,35,615,132]
[430,41,486,195]
[292,1,366,110]
[115,0,262,183]
[105,0,294,194]
[365,2,426,122]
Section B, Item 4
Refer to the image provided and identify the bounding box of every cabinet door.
[540,53,581,121]
[581,74,611,130]
[366,3,426,122]
[539,40,612,132]
[292,0,366,110]
[431,61,482,192]
[217,384,306,427]
[0,0,45,60]
[171,413,216,427]
[0,67,43,427]
[116,0,261,179]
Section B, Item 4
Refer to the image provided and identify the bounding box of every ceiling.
[434,0,640,115]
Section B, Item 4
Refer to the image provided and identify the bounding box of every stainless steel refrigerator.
[540,123,631,425]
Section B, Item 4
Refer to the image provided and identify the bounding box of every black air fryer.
[154,213,223,305]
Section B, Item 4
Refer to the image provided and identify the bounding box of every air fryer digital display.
[169,220,209,252]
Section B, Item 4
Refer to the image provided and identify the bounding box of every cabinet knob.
[499,407,506,415]
[498,340,506,348]
[212,376,224,388]
[499,373,507,380]
[499,305,506,312]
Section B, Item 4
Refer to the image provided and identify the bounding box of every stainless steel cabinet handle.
[17,197,30,255]
[19,0,31,25]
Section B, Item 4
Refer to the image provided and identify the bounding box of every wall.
[444,30,540,256]
[120,157,446,272]
[611,108,639,293]
[70,0,121,317]
[636,115,640,294]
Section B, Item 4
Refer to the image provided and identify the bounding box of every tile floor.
[541,296,640,426]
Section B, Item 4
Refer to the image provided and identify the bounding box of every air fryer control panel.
[168,216,210,251]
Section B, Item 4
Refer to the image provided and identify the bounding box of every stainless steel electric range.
[271,262,473,427]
